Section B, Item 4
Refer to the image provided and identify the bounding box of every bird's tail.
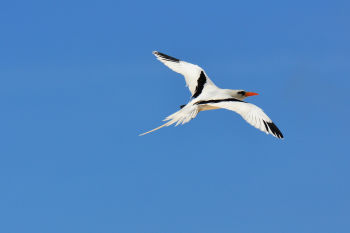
[139,121,174,136]
[139,105,199,136]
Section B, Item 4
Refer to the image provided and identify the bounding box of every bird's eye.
[237,91,246,95]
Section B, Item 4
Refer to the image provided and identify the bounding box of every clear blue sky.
[1,1,349,232]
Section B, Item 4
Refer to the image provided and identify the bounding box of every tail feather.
[139,121,174,136]
[139,105,198,136]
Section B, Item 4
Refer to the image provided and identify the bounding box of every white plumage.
[140,51,284,139]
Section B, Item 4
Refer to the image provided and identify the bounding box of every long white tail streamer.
[139,105,199,136]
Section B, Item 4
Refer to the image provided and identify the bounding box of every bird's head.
[227,89,259,100]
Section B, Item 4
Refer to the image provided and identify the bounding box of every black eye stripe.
[237,91,246,95]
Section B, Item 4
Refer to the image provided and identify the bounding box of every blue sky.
[1,0,349,232]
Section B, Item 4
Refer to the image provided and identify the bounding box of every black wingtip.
[153,51,180,62]
[266,121,284,139]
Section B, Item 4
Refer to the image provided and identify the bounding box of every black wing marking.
[192,71,207,98]
[266,121,284,139]
[153,51,180,63]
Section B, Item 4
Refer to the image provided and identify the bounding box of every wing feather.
[205,101,284,139]
[153,51,217,96]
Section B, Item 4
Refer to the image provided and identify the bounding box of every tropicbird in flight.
[140,51,284,139]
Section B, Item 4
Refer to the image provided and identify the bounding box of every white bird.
[140,51,284,139]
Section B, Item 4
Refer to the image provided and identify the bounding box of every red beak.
[245,92,259,97]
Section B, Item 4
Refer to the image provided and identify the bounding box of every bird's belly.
[199,105,220,111]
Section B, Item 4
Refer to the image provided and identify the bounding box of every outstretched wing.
[153,51,218,97]
[196,98,284,139]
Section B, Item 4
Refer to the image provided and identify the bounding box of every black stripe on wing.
[195,98,244,105]
[192,71,207,98]
[153,51,180,63]
[264,121,284,139]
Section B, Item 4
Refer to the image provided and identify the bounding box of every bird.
[140,51,284,139]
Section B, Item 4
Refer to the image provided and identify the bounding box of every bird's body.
[140,51,284,139]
